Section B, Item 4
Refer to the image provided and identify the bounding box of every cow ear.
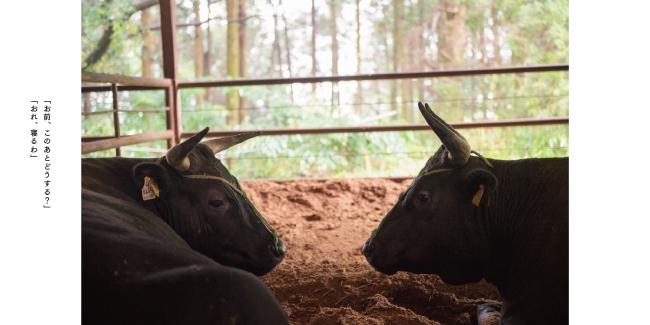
[132,162,172,197]
[464,169,498,205]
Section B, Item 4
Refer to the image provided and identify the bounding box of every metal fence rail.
[81,130,175,154]
[82,64,568,92]
[81,71,172,88]
[82,65,569,153]
[81,71,177,155]
[178,64,568,89]
[183,117,569,138]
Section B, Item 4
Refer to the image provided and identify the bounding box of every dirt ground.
[241,178,501,325]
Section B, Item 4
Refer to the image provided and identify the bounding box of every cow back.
[82,189,289,324]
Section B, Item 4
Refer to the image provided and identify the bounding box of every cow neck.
[155,156,281,255]
[479,159,569,324]
[83,157,154,200]
[370,150,493,239]
[485,158,568,279]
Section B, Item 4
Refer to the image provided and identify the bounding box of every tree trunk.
[193,1,204,106]
[393,0,405,120]
[238,0,247,123]
[83,92,92,121]
[404,29,419,122]
[393,1,404,67]
[204,1,213,102]
[330,0,339,107]
[269,0,282,78]
[280,0,294,103]
[417,0,425,105]
[311,0,318,102]
[226,0,240,126]
[490,0,502,67]
[355,0,362,115]
[437,0,467,69]
[141,9,153,77]
[141,8,154,130]
[83,0,158,70]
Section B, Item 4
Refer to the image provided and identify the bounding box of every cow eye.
[417,194,430,203]
[209,200,224,208]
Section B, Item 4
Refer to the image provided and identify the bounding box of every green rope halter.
[369,151,493,239]
[471,150,493,168]
[154,157,281,254]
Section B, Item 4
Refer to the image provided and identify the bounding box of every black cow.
[83,128,289,324]
[362,103,568,325]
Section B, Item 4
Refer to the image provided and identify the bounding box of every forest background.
[81,0,569,179]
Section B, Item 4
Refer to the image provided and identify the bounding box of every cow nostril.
[270,241,286,258]
[362,239,373,258]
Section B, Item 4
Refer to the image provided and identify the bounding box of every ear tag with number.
[472,184,485,206]
[142,176,159,201]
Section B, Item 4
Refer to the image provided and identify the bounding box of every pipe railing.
[81,71,176,155]
[179,64,568,89]
[82,64,569,154]
[82,130,175,154]
[183,117,569,138]
[81,71,172,88]
[81,107,170,116]
[81,64,568,92]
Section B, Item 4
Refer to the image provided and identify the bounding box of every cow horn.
[202,132,261,155]
[166,127,210,171]
[418,102,471,166]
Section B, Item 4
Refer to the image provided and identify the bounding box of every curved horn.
[418,102,471,166]
[166,127,210,171]
[202,132,261,155]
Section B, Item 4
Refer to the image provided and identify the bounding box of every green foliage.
[82,90,168,158]
[81,0,146,73]
[81,0,569,178]
[217,124,568,179]
[180,82,568,179]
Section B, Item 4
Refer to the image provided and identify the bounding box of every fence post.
[159,0,180,147]
[111,83,121,156]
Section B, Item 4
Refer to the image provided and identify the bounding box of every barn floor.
[241,178,501,325]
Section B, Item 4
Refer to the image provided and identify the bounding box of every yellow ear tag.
[150,178,160,197]
[142,176,159,201]
[472,184,485,206]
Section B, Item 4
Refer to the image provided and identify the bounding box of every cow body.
[363,103,568,325]
[82,130,289,324]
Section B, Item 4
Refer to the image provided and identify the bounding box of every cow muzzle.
[362,237,399,275]
[361,237,373,258]
[271,240,287,259]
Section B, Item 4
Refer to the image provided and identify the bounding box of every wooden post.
[159,0,180,147]
[111,83,121,156]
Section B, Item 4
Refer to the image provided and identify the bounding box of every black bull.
[82,129,289,324]
[363,103,568,325]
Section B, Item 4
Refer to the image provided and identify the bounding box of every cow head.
[132,128,286,276]
[362,103,497,285]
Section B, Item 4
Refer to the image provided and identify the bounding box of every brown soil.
[242,178,500,325]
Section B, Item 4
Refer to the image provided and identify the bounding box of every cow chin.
[372,267,399,276]
[365,258,399,276]
[215,250,283,276]
[435,265,483,286]
[247,264,278,277]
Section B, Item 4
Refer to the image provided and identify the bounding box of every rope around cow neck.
[154,156,281,254]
